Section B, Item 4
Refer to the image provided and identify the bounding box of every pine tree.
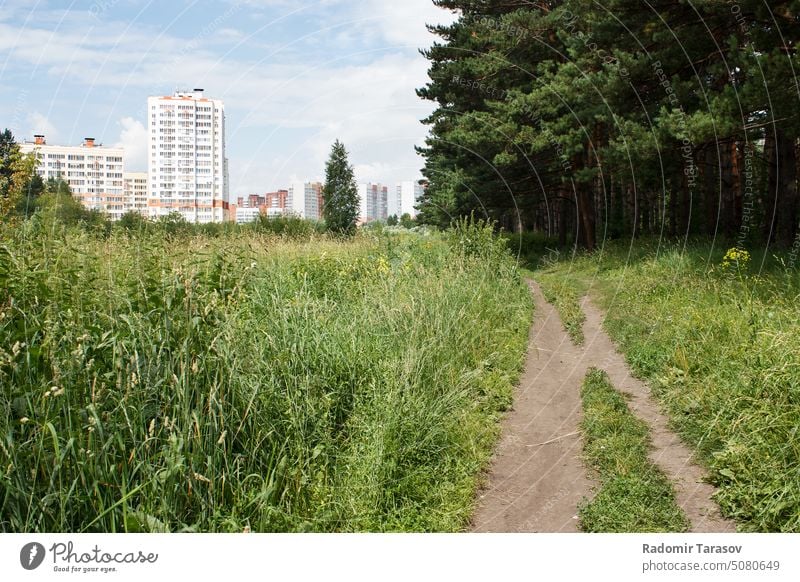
[322,140,359,235]
[417,0,800,247]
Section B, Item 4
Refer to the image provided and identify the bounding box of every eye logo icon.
[20,542,46,570]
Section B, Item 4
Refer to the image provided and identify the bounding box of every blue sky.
[0,0,455,195]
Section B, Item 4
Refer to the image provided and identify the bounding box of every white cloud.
[115,117,147,172]
[27,112,59,143]
[221,52,433,192]
[0,1,456,195]
[215,28,244,41]
[352,0,457,49]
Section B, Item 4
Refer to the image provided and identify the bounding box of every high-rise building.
[395,181,425,219]
[20,135,126,220]
[287,182,323,220]
[358,183,388,223]
[265,190,289,214]
[123,172,148,215]
[147,89,228,223]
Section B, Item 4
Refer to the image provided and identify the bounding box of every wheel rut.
[471,280,735,533]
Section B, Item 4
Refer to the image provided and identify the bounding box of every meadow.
[536,240,800,532]
[0,218,532,532]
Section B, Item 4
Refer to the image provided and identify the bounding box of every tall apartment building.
[264,190,289,216]
[123,172,148,215]
[20,135,126,220]
[287,182,323,220]
[147,89,229,223]
[393,181,425,219]
[358,183,388,223]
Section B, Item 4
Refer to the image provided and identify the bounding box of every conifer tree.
[322,140,360,235]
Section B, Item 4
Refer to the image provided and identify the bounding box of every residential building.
[147,89,229,223]
[358,182,388,223]
[123,172,148,215]
[287,182,323,220]
[238,194,266,209]
[265,189,289,213]
[20,135,126,220]
[395,181,425,219]
[236,206,261,224]
[235,194,264,224]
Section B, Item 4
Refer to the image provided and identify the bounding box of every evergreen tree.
[322,140,359,235]
[418,0,800,248]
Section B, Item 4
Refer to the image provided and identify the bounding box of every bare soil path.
[471,281,735,533]
[471,281,593,532]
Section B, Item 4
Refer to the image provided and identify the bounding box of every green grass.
[539,239,800,532]
[536,269,587,345]
[578,368,689,532]
[0,219,533,532]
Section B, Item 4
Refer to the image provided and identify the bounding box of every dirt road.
[471,281,735,533]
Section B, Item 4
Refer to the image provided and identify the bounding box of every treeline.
[417,1,800,249]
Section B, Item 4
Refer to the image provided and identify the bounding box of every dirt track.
[471,281,735,533]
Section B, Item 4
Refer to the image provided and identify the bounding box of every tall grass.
[0,219,531,532]
[538,239,800,532]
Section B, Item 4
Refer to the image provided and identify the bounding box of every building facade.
[147,89,229,223]
[20,135,126,220]
[235,206,261,224]
[235,194,263,224]
[287,182,323,220]
[265,190,289,214]
[358,183,388,223]
[123,172,148,215]
[395,181,424,219]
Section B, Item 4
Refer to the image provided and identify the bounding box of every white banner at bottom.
[1,533,797,582]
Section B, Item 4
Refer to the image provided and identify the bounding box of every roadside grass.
[539,239,800,532]
[579,368,689,533]
[0,219,532,532]
[536,269,587,345]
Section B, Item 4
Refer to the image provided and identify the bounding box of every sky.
[0,0,456,196]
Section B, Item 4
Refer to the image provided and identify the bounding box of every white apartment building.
[123,172,148,215]
[358,183,388,223]
[147,89,229,223]
[287,182,323,220]
[394,181,425,219]
[20,135,126,220]
[236,206,261,224]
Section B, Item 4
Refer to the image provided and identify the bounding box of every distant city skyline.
[0,0,456,197]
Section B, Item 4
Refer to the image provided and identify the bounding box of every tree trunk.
[776,130,798,246]
[720,139,735,238]
[558,186,568,247]
[628,183,638,238]
[731,140,743,237]
[704,146,719,236]
[576,185,596,251]
[764,131,778,243]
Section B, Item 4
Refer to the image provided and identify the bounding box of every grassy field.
[579,368,688,533]
[536,240,800,532]
[0,219,532,532]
